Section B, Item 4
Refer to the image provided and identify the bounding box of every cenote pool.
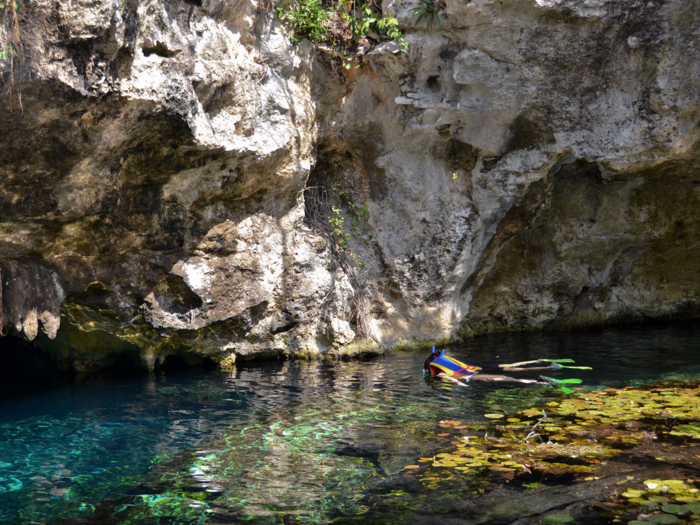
[2,324,700,524]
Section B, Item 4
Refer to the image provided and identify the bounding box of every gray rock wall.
[0,0,698,371]
[313,0,700,345]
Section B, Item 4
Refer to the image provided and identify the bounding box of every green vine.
[329,206,351,247]
[328,181,370,269]
[0,0,24,109]
[0,41,16,61]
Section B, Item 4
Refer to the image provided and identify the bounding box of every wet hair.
[423,351,438,374]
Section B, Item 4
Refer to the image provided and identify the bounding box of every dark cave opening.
[0,335,66,402]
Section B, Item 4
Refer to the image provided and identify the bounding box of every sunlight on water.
[0,323,699,524]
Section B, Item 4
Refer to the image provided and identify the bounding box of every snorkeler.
[423,347,585,386]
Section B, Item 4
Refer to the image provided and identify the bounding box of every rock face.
[0,0,698,371]
[312,0,700,343]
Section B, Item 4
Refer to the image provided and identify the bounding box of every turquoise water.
[1,323,699,524]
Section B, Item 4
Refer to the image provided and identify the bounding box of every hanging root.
[304,185,376,342]
[1,0,24,110]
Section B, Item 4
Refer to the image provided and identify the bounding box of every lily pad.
[647,514,679,524]
[484,414,504,419]
[662,504,690,515]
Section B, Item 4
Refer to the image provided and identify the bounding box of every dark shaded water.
[1,323,699,524]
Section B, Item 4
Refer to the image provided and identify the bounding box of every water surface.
[1,323,699,524]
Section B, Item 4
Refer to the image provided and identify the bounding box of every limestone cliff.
[0,0,697,372]
[318,0,700,343]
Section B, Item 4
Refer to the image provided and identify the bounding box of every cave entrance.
[0,335,65,402]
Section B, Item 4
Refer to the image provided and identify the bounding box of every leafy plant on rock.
[276,0,329,45]
[277,0,407,65]
[410,0,441,29]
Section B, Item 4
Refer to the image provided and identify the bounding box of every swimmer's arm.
[436,372,469,387]
[471,374,540,384]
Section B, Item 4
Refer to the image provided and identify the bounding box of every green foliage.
[0,41,17,61]
[545,515,574,523]
[277,0,407,60]
[410,0,441,29]
[276,0,328,46]
[329,206,351,247]
[328,180,370,269]
[346,4,404,50]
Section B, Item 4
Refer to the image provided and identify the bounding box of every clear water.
[1,323,699,524]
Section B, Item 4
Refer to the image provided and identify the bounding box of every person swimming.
[423,347,577,386]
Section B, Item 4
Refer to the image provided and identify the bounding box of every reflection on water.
[0,323,699,524]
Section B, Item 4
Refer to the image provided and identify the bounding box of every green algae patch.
[218,353,237,371]
[544,514,574,523]
[336,338,384,358]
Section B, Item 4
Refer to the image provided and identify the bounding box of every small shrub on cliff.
[410,0,441,29]
[277,0,406,60]
[276,0,329,45]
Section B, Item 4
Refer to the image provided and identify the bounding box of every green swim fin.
[538,359,576,364]
[539,376,583,385]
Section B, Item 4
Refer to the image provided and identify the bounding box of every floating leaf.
[404,465,420,469]
[647,514,679,524]
[662,504,690,514]
[437,433,449,437]
[673,496,697,503]
[662,480,687,487]
[484,414,504,419]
